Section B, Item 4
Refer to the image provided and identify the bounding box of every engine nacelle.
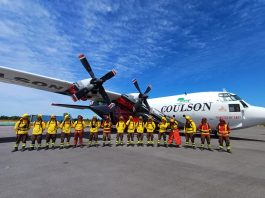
[71,78,98,101]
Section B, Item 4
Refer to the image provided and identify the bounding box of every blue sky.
[0,0,265,118]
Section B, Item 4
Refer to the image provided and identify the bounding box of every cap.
[22,113,29,118]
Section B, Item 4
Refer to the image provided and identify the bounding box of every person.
[184,115,197,149]
[88,115,101,147]
[13,114,31,152]
[136,116,145,146]
[116,116,126,146]
[126,116,135,146]
[30,114,45,151]
[198,118,212,150]
[102,115,112,146]
[157,116,168,147]
[73,115,86,148]
[216,118,231,153]
[167,117,181,147]
[60,114,72,149]
[45,115,60,150]
[144,115,156,146]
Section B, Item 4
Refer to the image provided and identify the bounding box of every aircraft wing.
[0,66,121,100]
[0,65,73,95]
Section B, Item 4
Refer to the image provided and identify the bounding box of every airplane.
[1,54,265,135]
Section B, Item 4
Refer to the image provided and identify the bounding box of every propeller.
[132,79,152,112]
[72,54,116,108]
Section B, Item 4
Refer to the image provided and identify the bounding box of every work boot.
[227,146,232,153]
[164,143,168,148]
[192,143,196,149]
[184,142,189,148]
[207,144,213,151]
[200,144,204,150]
[116,141,119,146]
[45,145,49,150]
[12,147,18,152]
[120,142,124,146]
[102,142,105,147]
[218,146,224,152]
[21,146,26,152]
[73,144,77,148]
[127,141,130,147]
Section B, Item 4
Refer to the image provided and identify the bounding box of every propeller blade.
[143,84,152,95]
[100,70,116,82]
[132,79,142,94]
[72,88,89,102]
[98,85,111,105]
[79,54,96,79]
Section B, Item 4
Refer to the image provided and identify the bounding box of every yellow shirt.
[60,120,72,133]
[32,121,46,135]
[73,121,86,131]
[158,122,168,133]
[184,121,197,133]
[136,121,145,133]
[46,120,60,134]
[126,120,135,133]
[14,119,30,135]
[89,121,101,133]
[116,121,126,133]
[145,121,156,133]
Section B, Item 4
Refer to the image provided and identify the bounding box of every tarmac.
[0,126,265,198]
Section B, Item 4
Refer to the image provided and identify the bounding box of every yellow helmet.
[51,114,56,119]
[64,114,70,119]
[37,114,42,118]
[170,118,175,122]
[22,113,29,118]
[139,116,143,120]
[129,116,133,120]
[185,115,192,120]
[162,116,166,121]
[148,115,153,120]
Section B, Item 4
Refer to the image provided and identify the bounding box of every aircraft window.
[240,100,248,108]
[229,104,241,112]
[219,93,241,101]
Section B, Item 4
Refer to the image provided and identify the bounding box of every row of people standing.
[12,113,232,153]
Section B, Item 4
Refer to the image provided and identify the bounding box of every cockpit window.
[229,104,241,112]
[218,93,242,102]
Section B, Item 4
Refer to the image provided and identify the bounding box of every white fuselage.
[147,92,265,129]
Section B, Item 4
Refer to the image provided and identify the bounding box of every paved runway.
[0,126,265,198]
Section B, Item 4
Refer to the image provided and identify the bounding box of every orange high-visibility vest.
[103,121,112,133]
[218,124,229,136]
[200,123,210,135]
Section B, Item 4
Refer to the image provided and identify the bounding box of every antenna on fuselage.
[223,88,228,92]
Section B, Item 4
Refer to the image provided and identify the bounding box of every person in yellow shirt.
[136,116,145,146]
[126,116,135,146]
[144,115,156,146]
[88,115,101,147]
[30,114,45,151]
[157,116,168,147]
[12,113,31,152]
[115,116,126,146]
[60,114,72,149]
[73,115,86,148]
[184,115,197,149]
[45,115,60,150]
[102,115,112,146]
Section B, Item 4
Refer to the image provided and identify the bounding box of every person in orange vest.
[126,116,136,146]
[30,114,45,151]
[216,118,231,153]
[184,115,197,149]
[116,116,126,146]
[73,115,86,148]
[60,114,72,149]
[13,113,31,152]
[144,115,156,146]
[168,117,182,147]
[102,115,112,146]
[136,116,145,146]
[88,115,101,147]
[198,118,212,151]
[157,116,168,147]
[45,115,60,150]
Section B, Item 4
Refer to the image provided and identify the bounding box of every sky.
[0,0,265,118]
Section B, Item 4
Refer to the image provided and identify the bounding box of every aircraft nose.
[245,106,265,126]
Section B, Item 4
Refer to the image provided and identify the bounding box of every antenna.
[222,88,228,92]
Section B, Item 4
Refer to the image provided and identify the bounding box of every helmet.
[129,116,133,120]
[162,116,166,121]
[37,114,42,118]
[51,114,56,119]
[78,115,83,119]
[64,114,70,119]
[185,115,191,120]
[119,116,124,120]
[148,115,153,120]
[92,115,97,119]
[139,116,143,120]
[22,113,29,118]
[170,118,175,123]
